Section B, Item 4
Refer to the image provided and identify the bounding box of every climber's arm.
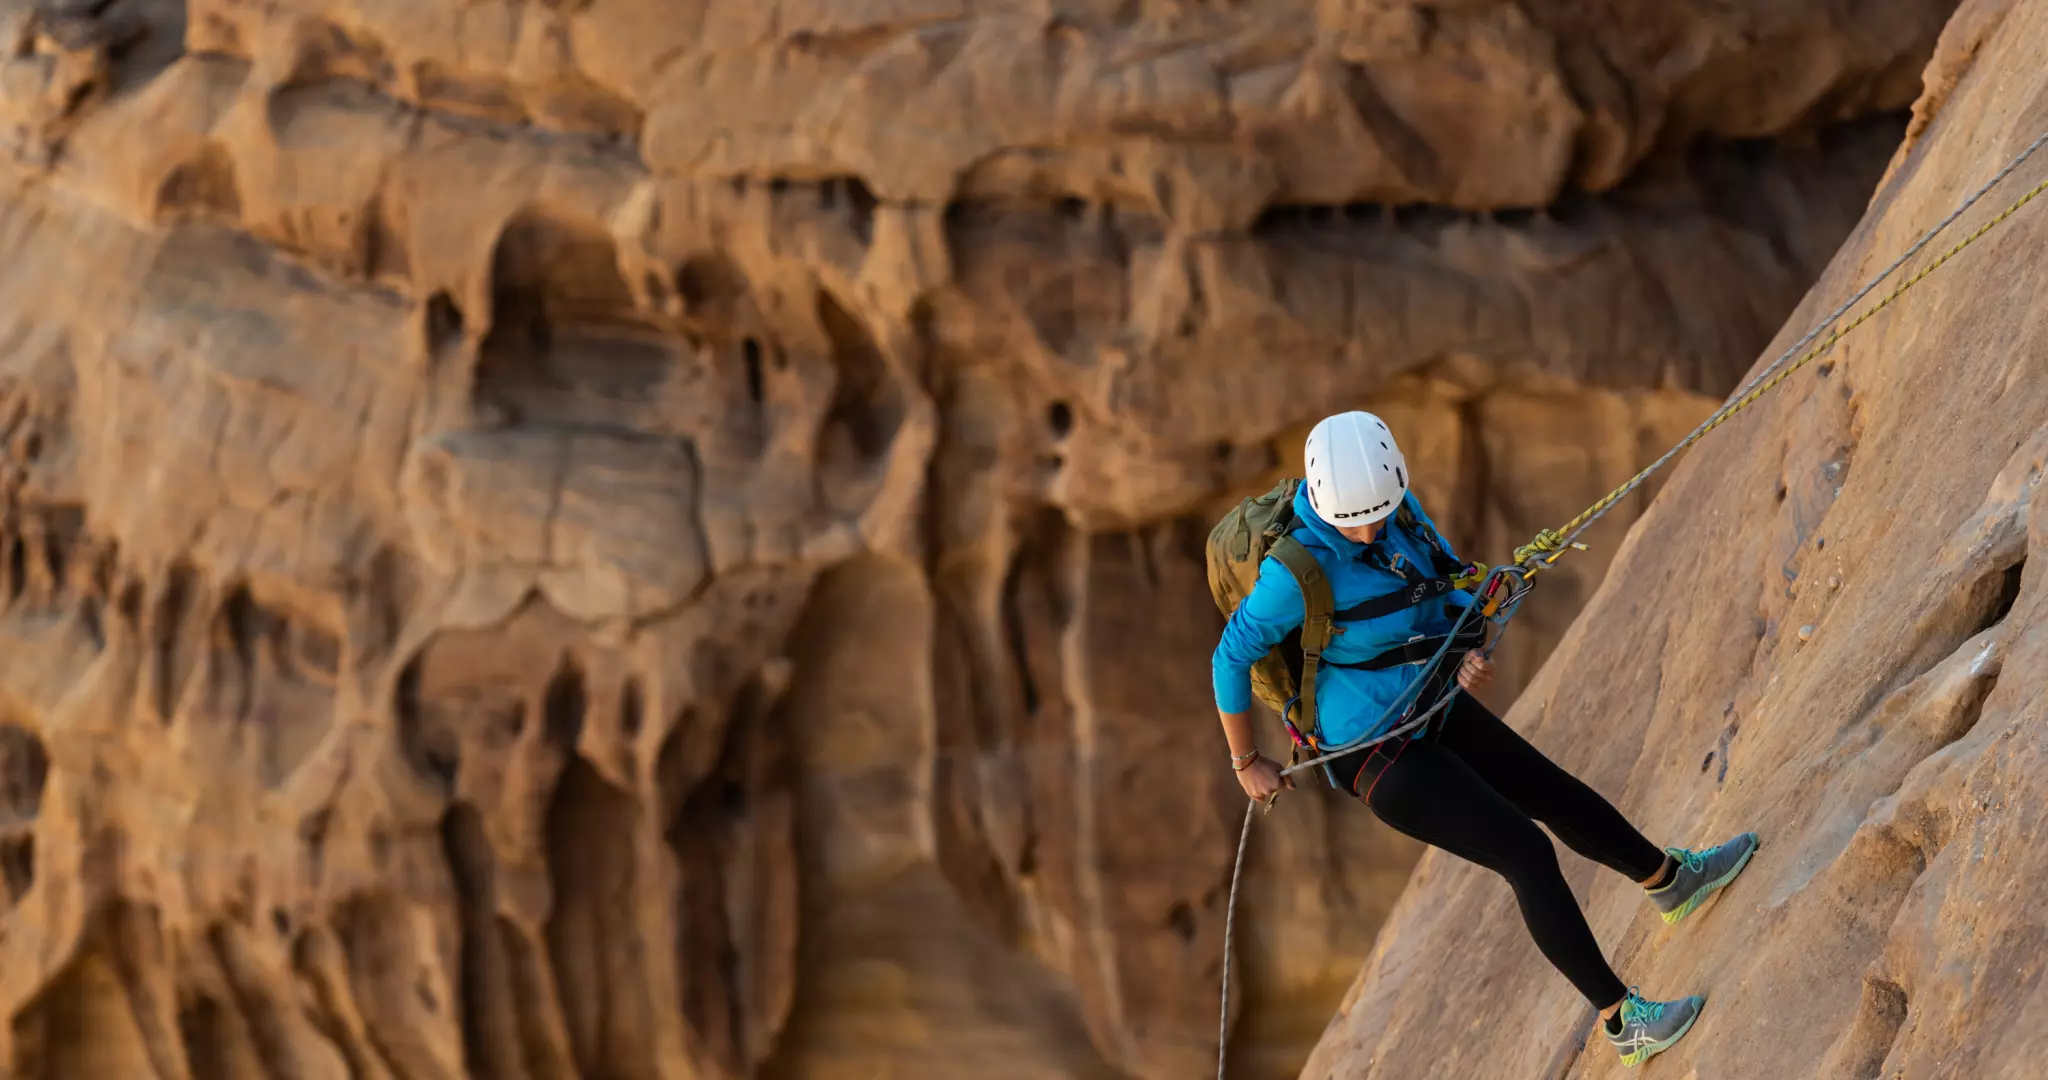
[1212,558,1305,762]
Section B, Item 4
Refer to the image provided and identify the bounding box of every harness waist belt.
[1326,618,1486,673]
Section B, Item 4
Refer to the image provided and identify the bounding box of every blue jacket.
[1212,486,1476,749]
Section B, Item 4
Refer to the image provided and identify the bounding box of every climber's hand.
[1236,755,1292,802]
[1457,651,1495,693]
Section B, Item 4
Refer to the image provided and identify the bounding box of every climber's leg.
[1429,681,1761,927]
[1429,692,1669,880]
[1355,736,1630,1009]
[1342,708,1709,1065]
[1432,692,1760,923]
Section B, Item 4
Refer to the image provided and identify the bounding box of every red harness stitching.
[1358,738,1412,805]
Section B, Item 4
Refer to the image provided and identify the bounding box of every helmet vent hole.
[1381,441,1387,449]
[1396,466,1406,488]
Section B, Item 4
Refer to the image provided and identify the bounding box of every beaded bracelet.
[1230,749,1260,772]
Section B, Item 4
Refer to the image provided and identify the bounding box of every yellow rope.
[1514,165,2048,570]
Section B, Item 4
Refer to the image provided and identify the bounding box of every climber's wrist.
[1230,748,1261,772]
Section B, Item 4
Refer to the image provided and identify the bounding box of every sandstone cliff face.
[0,1,1958,1078]
[1304,1,2048,1077]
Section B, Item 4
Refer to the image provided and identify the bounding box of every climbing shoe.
[1649,831,1759,925]
[1604,988,1705,1067]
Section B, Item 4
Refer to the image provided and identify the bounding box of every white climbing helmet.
[1303,411,1408,526]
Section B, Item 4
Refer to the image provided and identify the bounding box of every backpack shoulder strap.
[1267,534,1333,738]
[1396,499,1467,580]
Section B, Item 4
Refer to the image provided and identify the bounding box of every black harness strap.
[1332,574,1459,622]
[1325,612,1487,672]
[1321,505,1468,623]
[1290,500,1484,674]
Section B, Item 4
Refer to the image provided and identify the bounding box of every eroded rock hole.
[395,654,459,789]
[4,536,22,603]
[154,145,243,222]
[1167,901,1197,943]
[543,658,587,751]
[1001,553,1042,716]
[1392,204,1463,230]
[476,210,670,428]
[995,511,1076,728]
[78,595,103,649]
[742,338,765,404]
[154,562,198,724]
[544,758,641,1077]
[117,581,141,621]
[1986,558,2025,630]
[663,720,756,1076]
[0,835,31,901]
[0,724,50,821]
[42,529,69,590]
[652,708,695,822]
[673,254,747,315]
[425,291,465,353]
[1047,400,1073,438]
[620,677,643,739]
[422,743,458,786]
[176,994,230,1080]
[220,585,262,671]
[1249,203,1324,236]
[0,722,40,901]
[819,291,901,463]
[844,176,877,245]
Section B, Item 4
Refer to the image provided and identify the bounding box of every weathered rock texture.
[0,0,1959,1078]
[1304,1,2048,1077]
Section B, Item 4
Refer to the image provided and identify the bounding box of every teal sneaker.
[1605,988,1705,1067]
[1649,832,1759,926]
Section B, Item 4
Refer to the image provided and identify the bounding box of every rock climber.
[1212,410,1760,1068]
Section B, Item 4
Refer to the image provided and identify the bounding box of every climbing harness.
[1216,126,2048,1080]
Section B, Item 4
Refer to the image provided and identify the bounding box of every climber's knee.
[1489,817,1566,889]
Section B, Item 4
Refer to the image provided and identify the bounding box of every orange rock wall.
[0,1,1956,1077]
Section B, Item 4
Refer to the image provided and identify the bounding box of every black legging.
[1326,678,1666,1009]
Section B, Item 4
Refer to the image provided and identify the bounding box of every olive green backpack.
[1205,478,1335,750]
